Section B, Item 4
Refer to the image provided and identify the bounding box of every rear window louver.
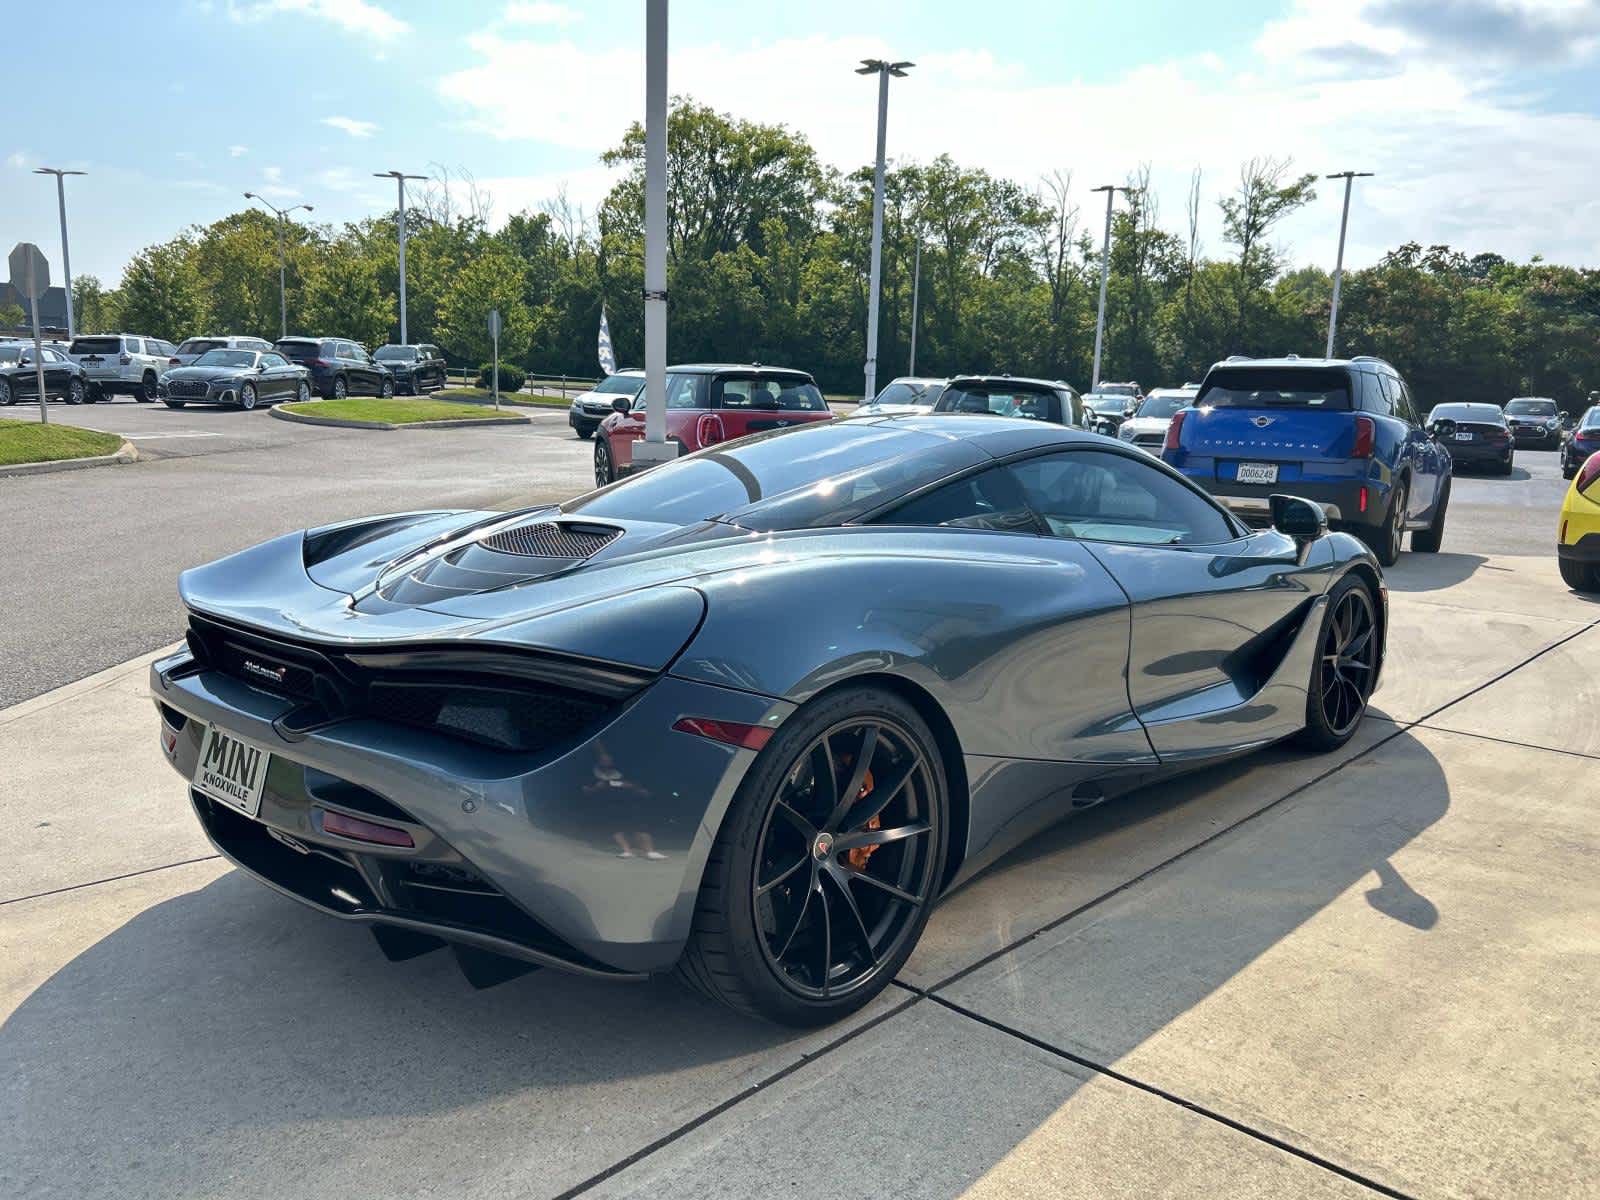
[477,522,620,559]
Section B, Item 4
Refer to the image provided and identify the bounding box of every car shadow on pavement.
[1382,550,1487,592]
[1,727,1449,1200]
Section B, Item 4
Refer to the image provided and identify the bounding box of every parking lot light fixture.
[1090,184,1134,393]
[33,168,86,339]
[857,57,914,401]
[374,171,428,345]
[1325,171,1374,358]
[244,193,314,339]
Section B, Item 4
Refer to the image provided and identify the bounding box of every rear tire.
[594,436,615,486]
[333,375,348,400]
[1559,557,1600,592]
[0,378,13,406]
[676,685,949,1026]
[135,373,158,403]
[380,377,394,399]
[1296,574,1379,752]
[1410,481,1448,553]
[66,378,85,405]
[1361,481,1407,567]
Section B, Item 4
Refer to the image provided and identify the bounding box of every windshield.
[1580,408,1600,430]
[565,422,983,530]
[872,380,942,407]
[1137,394,1192,419]
[593,374,645,395]
[1505,399,1557,417]
[936,385,1058,421]
[374,346,416,361]
[1197,367,1351,410]
[1084,394,1126,412]
[1099,383,1137,397]
[194,350,256,368]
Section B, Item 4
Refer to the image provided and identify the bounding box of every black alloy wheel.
[677,685,949,1025]
[750,717,941,1003]
[67,378,85,405]
[136,372,158,402]
[1298,577,1378,751]
[594,436,614,486]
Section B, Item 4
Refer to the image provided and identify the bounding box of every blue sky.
[7,0,1600,286]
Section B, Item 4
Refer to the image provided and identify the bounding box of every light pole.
[34,168,85,338]
[908,238,922,377]
[374,170,427,344]
[244,193,314,339]
[1089,184,1133,392]
[857,57,913,401]
[631,0,677,468]
[1324,171,1373,359]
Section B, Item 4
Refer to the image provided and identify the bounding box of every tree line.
[53,100,1600,409]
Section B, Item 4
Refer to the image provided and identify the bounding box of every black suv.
[374,344,446,394]
[274,337,394,399]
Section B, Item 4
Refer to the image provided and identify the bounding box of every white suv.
[171,335,273,368]
[68,334,178,402]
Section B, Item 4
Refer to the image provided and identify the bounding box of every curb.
[0,439,139,479]
[270,407,531,431]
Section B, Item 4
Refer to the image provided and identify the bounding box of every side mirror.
[1269,494,1327,543]
[611,396,631,414]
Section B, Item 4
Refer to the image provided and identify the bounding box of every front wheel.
[1410,481,1448,553]
[1296,575,1379,752]
[593,436,615,486]
[676,686,949,1025]
[575,426,594,441]
[239,384,257,411]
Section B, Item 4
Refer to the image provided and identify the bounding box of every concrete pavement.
[3,440,1597,1198]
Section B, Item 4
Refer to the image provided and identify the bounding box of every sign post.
[9,242,51,425]
[487,308,502,411]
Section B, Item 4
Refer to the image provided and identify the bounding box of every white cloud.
[7,150,31,169]
[227,0,408,40]
[255,166,299,199]
[503,1,579,26]
[321,115,379,138]
[229,145,249,157]
[437,22,1600,268]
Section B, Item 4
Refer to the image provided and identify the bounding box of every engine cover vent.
[478,522,620,559]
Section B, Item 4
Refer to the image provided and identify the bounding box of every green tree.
[301,242,394,348]
[117,238,205,341]
[437,248,532,366]
[0,301,23,330]
[1219,157,1317,352]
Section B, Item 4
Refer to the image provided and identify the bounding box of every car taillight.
[696,413,726,447]
[309,358,332,368]
[1576,453,1600,495]
[1359,485,1369,514]
[169,357,182,366]
[672,716,773,750]
[1352,415,1375,458]
[119,354,132,365]
[1164,409,1186,452]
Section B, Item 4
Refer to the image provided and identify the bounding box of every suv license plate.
[1454,431,1473,441]
[193,725,271,819]
[1236,462,1278,485]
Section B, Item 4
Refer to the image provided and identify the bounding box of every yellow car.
[1558,454,1600,590]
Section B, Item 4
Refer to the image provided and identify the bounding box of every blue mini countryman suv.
[1162,356,1451,566]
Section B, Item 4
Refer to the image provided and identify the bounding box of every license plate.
[1454,431,1473,441]
[193,725,271,819]
[1236,462,1278,485]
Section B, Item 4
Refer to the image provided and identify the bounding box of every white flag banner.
[597,304,616,376]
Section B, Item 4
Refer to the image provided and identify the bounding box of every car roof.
[669,363,813,378]
[860,412,1099,456]
[946,374,1069,391]
[883,376,948,385]
[1146,387,1198,397]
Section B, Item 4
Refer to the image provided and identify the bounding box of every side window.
[126,338,144,355]
[665,373,708,410]
[1360,372,1391,415]
[880,466,1039,533]
[338,342,358,360]
[320,341,339,359]
[260,353,287,369]
[1393,378,1418,425]
[1011,450,1237,546]
[717,378,755,408]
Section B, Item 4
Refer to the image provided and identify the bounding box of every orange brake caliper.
[843,768,880,870]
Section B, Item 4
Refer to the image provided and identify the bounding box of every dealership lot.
[2,432,1597,1198]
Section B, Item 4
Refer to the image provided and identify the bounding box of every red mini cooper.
[594,363,834,484]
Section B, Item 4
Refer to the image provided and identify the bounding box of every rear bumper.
[151,649,793,975]
[1558,533,1600,565]
[1443,442,1512,467]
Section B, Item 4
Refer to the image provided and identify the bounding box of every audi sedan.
[152,416,1385,1025]
[160,349,310,410]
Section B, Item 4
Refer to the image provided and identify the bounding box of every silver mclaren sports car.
[152,415,1386,1025]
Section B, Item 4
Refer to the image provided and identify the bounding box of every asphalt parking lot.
[2,420,1597,1199]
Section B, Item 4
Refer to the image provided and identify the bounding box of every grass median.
[0,418,124,466]
[281,397,529,425]
[436,387,571,409]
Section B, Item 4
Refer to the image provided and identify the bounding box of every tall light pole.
[857,57,913,401]
[1324,171,1373,359]
[244,193,314,338]
[908,238,922,377]
[34,168,85,338]
[631,0,677,469]
[374,170,427,344]
[1089,183,1133,392]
